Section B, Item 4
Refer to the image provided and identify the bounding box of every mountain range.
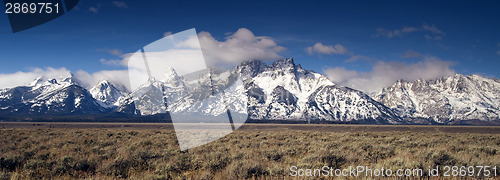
[0,58,498,125]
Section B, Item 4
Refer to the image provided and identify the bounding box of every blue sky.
[0,0,499,91]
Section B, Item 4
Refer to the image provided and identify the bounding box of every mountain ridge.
[0,58,498,125]
[374,73,500,124]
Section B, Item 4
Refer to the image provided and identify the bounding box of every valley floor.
[1,122,500,133]
[0,123,499,179]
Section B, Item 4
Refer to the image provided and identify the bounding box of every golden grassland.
[0,127,499,179]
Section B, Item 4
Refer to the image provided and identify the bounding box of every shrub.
[0,172,10,180]
[229,161,269,179]
[320,151,346,169]
[0,128,498,179]
[100,158,132,178]
[206,152,231,172]
[432,152,456,166]
[0,156,23,171]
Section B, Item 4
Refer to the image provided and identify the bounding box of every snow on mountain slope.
[305,85,403,124]
[0,76,105,115]
[240,58,400,123]
[375,74,500,124]
[245,58,333,119]
[89,80,128,108]
[115,67,190,116]
[24,84,105,115]
[115,58,394,123]
[2,58,497,124]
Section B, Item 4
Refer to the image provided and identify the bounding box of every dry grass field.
[0,123,499,179]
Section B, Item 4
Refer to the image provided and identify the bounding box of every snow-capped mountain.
[89,80,128,109]
[0,58,498,124]
[0,76,105,116]
[305,85,403,124]
[374,74,500,124]
[114,58,404,123]
[239,58,403,123]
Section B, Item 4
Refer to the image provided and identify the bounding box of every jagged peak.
[267,58,315,76]
[239,59,266,67]
[61,73,82,85]
[164,67,181,80]
[165,66,177,74]
[236,58,308,76]
[236,60,268,80]
[30,76,46,86]
[270,58,295,69]
[96,79,111,85]
[236,59,267,72]
[92,80,115,90]
[454,73,465,78]
[468,74,485,79]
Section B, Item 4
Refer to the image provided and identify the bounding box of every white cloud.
[323,56,456,94]
[425,34,443,41]
[97,48,123,56]
[306,42,349,55]
[163,31,173,37]
[96,28,285,90]
[0,67,131,91]
[99,28,285,68]
[0,28,288,91]
[373,23,444,40]
[373,28,402,38]
[345,55,370,62]
[89,7,98,13]
[0,68,71,89]
[112,1,128,8]
[422,23,444,35]
[175,35,201,49]
[305,42,370,63]
[100,58,125,66]
[138,49,206,78]
[74,70,130,90]
[323,67,358,85]
[198,28,285,66]
[402,26,418,33]
[97,48,125,66]
[401,50,422,58]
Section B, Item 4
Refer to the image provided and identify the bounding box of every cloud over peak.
[0,67,71,89]
[306,42,349,55]
[198,28,286,66]
[323,56,456,93]
[97,28,286,68]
